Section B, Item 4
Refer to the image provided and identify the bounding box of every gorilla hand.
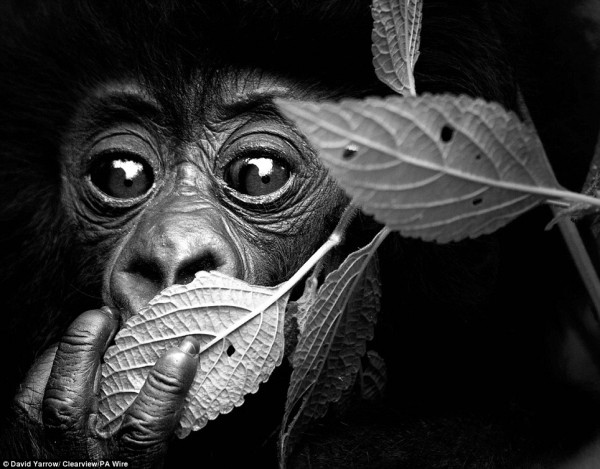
[11,307,199,467]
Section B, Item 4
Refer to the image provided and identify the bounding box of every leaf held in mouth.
[95,270,289,438]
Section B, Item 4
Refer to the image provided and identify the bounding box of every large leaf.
[275,94,596,243]
[279,228,386,465]
[372,0,422,95]
[96,271,289,438]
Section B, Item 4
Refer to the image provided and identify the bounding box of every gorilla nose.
[108,213,243,317]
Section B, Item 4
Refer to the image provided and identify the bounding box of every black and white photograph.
[1,1,600,467]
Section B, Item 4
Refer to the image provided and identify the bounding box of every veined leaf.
[358,350,387,401]
[277,94,600,243]
[279,228,387,465]
[96,271,289,438]
[372,0,422,95]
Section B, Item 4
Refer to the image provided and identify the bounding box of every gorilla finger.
[43,308,119,438]
[119,336,199,456]
[14,344,59,424]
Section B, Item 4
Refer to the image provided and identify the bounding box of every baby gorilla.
[1,1,379,464]
[11,67,348,463]
[8,1,593,468]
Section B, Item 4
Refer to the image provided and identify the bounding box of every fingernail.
[100,306,119,321]
[93,366,102,397]
[179,337,199,356]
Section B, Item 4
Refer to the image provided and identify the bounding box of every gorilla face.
[59,73,347,321]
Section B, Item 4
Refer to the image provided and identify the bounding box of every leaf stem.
[279,234,342,297]
[555,214,600,323]
[330,204,360,244]
[518,88,600,322]
[309,203,361,281]
[199,230,343,354]
[546,199,571,209]
[407,68,417,97]
[543,188,600,208]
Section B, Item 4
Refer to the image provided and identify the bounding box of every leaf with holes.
[372,0,422,95]
[95,271,289,439]
[279,228,386,464]
[276,94,600,242]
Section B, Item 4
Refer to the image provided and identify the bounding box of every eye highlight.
[90,153,154,199]
[225,156,290,196]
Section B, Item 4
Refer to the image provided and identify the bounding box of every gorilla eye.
[225,156,290,196]
[90,154,154,199]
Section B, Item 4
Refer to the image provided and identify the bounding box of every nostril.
[175,254,219,285]
[126,258,163,286]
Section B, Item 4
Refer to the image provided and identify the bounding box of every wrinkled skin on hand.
[12,308,199,468]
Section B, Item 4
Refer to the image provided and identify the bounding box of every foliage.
[279,228,386,463]
[278,95,569,242]
[96,271,288,438]
[96,1,600,467]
